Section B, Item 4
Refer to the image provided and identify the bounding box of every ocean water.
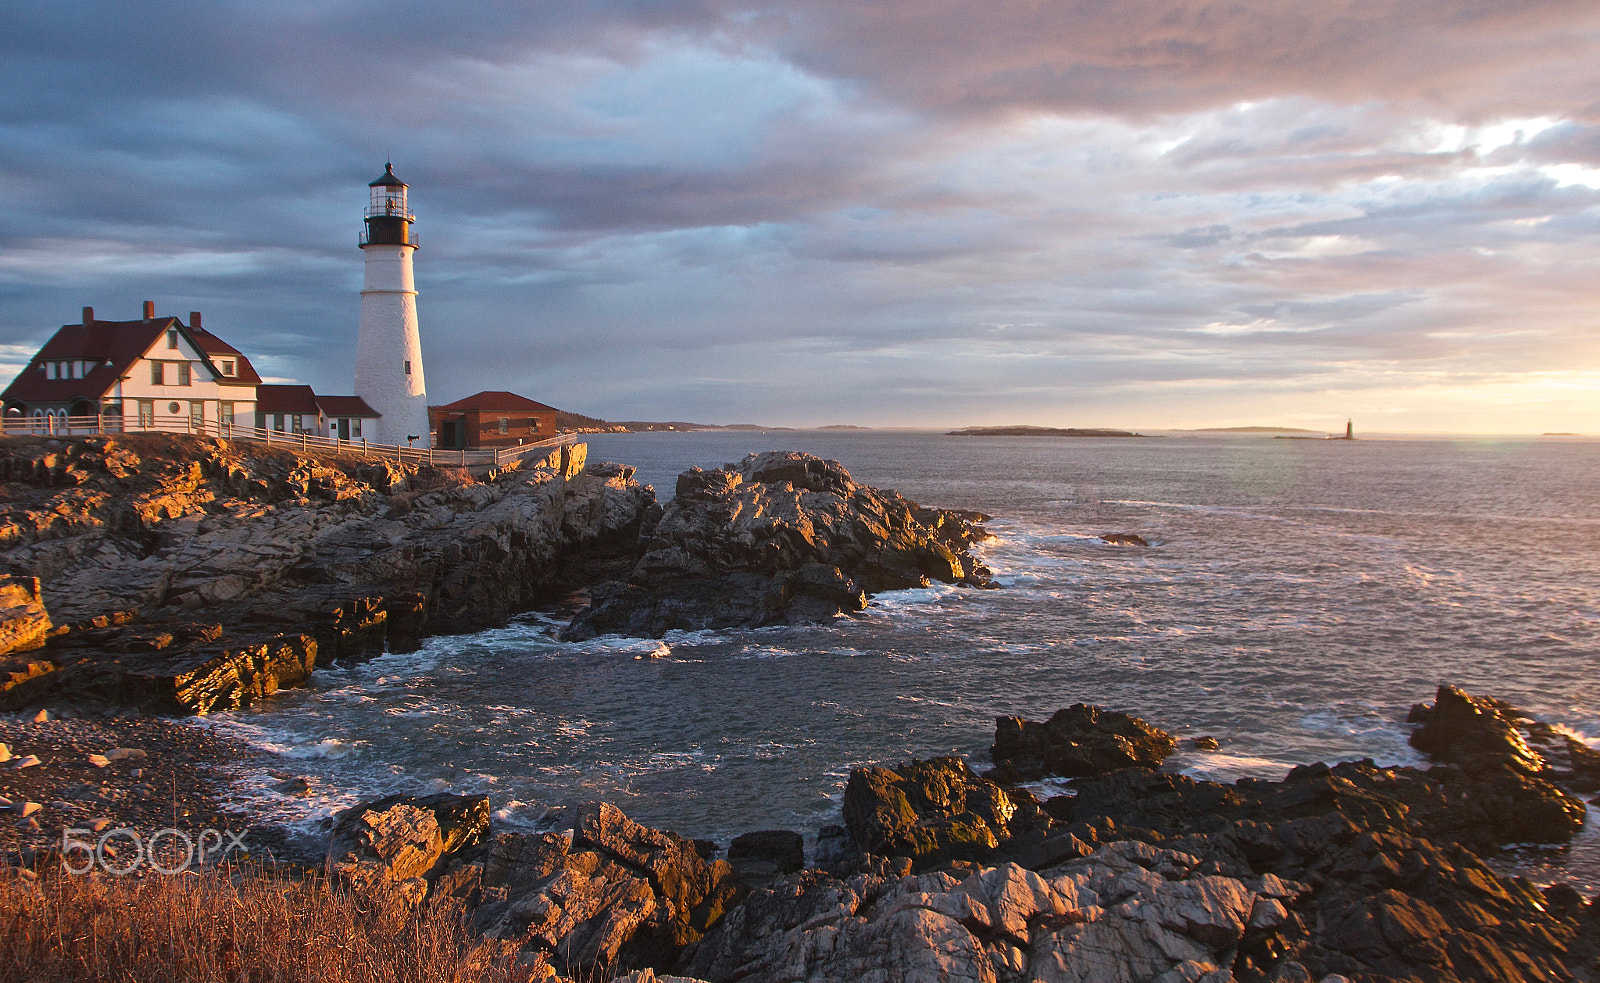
[208,431,1600,890]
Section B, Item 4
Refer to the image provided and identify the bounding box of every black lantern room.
[361,163,415,247]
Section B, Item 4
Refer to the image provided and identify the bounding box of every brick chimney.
[189,311,202,331]
[143,300,155,320]
[82,306,94,325]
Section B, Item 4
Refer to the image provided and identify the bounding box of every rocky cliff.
[291,685,1597,983]
[566,451,993,638]
[0,433,652,713]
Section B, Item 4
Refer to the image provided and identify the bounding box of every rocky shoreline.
[6,685,1592,982]
[0,432,653,715]
[3,436,1599,981]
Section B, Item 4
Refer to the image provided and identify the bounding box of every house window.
[530,417,540,433]
[177,363,191,386]
[167,402,181,415]
[137,400,154,428]
[189,402,204,428]
[167,329,179,349]
[351,418,362,438]
[151,361,163,385]
[72,362,83,379]
[219,402,234,426]
[221,359,235,377]
[498,417,509,434]
[45,363,56,380]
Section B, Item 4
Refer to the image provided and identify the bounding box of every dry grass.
[0,867,550,983]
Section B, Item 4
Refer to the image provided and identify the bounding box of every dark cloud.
[1,2,1599,431]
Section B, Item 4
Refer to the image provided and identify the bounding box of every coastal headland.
[1,437,1598,982]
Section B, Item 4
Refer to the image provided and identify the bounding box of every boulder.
[843,756,1033,870]
[1408,685,1589,842]
[565,452,992,639]
[326,792,491,897]
[683,850,1265,983]
[471,802,743,978]
[989,704,1177,782]
[0,575,51,656]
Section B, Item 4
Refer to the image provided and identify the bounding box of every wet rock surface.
[0,434,652,714]
[564,451,993,638]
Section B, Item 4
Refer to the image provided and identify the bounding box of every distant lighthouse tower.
[355,163,428,445]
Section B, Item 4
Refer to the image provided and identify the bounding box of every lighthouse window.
[404,360,412,376]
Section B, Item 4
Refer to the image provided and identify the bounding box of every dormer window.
[220,359,236,377]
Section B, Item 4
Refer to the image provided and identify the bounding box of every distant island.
[1188,426,1318,433]
[1542,432,1582,437]
[947,426,1144,438]
[819,424,873,430]
[556,411,793,433]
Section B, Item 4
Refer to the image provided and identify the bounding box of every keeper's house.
[429,391,559,450]
[1,303,260,431]
[255,385,380,441]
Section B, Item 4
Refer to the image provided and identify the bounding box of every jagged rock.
[843,756,1037,870]
[1411,683,1600,793]
[1407,685,1589,842]
[327,792,491,896]
[989,704,1177,782]
[97,632,318,715]
[471,802,743,978]
[0,575,51,655]
[1409,684,1547,773]
[683,849,1264,983]
[565,452,992,639]
[0,654,57,707]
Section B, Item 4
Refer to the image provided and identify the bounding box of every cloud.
[0,2,1598,432]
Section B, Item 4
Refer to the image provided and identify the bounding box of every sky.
[1,2,1598,432]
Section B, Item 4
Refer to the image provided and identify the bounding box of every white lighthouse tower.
[355,163,428,445]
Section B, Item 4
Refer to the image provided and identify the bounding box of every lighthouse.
[355,163,428,445]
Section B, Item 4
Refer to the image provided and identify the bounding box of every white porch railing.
[1,414,579,469]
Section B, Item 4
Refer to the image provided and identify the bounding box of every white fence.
[1,413,580,470]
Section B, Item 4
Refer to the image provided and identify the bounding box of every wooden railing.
[0,414,579,469]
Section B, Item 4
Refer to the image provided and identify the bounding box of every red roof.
[190,328,263,385]
[432,390,560,413]
[1,312,263,407]
[255,384,320,415]
[316,395,379,418]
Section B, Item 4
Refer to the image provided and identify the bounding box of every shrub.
[0,867,546,983]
